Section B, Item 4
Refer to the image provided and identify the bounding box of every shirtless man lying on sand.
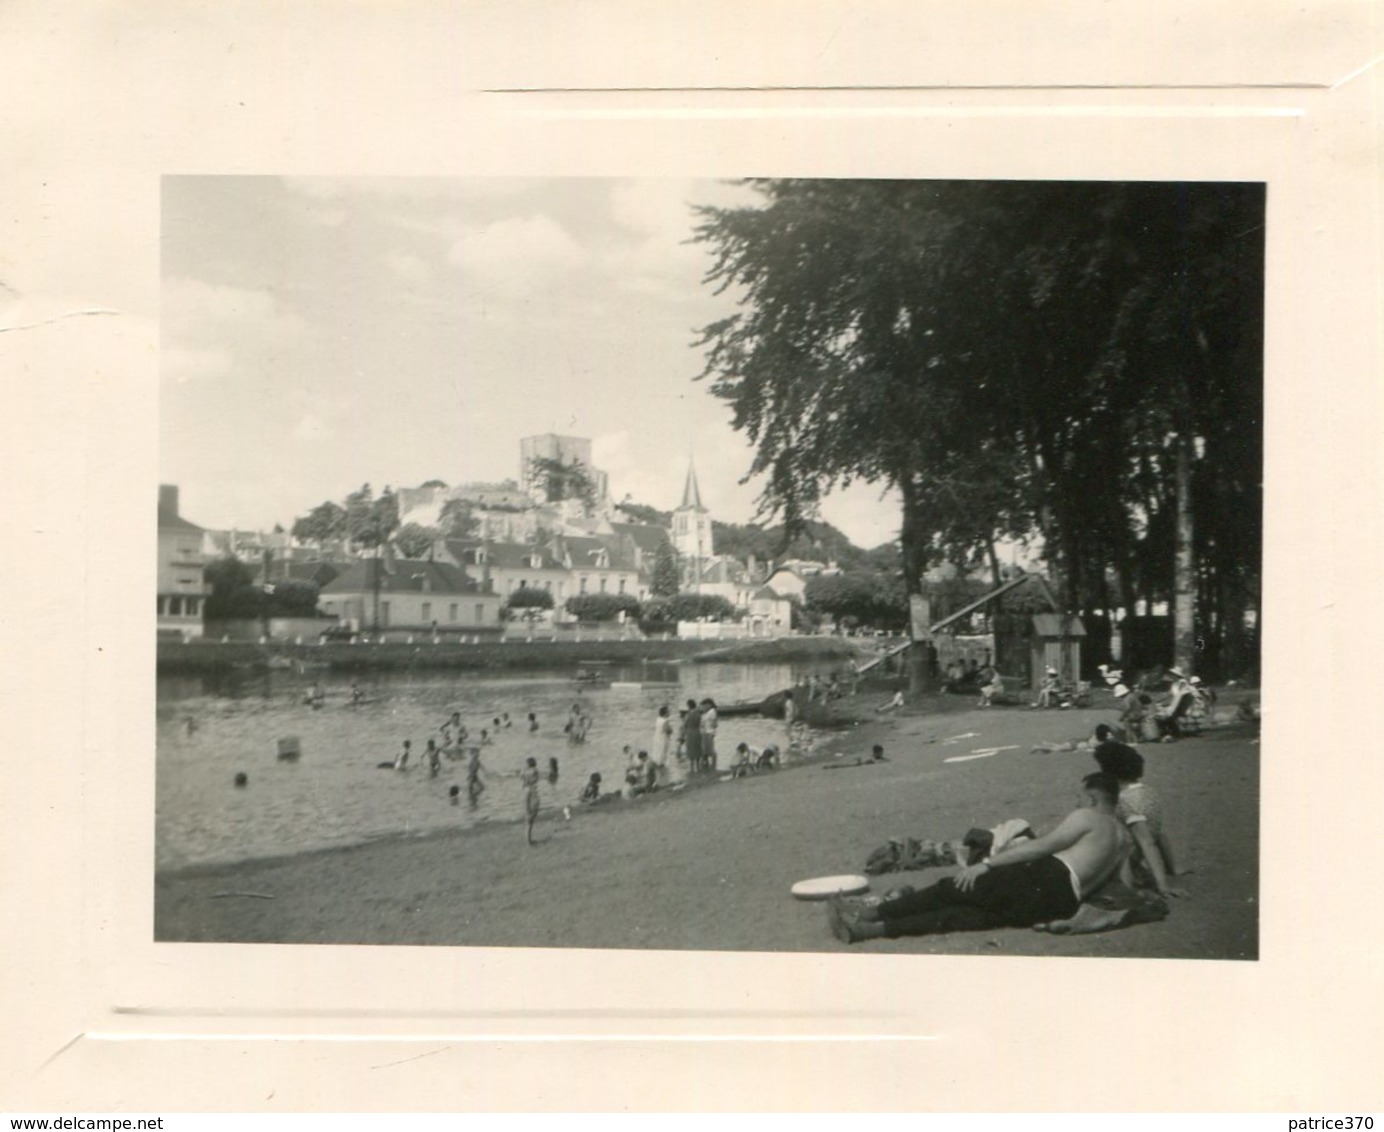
[827,771,1132,943]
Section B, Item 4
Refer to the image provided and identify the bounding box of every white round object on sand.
[791,874,871,900]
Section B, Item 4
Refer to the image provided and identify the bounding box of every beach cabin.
[1028,613,1087,689]
[927,573,1079,692]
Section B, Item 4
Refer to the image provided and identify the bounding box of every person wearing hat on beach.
[1114,683,1146,739]
[1153,668,1195,741]
[1033,668,1060,709]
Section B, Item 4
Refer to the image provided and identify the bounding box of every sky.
[159,176,905,548]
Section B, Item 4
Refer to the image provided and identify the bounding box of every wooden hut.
[929,573,1082,691]
[1029,612,1087,690]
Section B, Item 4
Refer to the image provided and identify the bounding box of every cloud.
[164,277,307,343]
[602,180,736,301]
[447,214,587,296]
[290,413,334,443]
[283,176,532,204]
[387,250,431,285]
[162,277,308,379]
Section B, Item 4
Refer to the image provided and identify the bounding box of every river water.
[155,661,827,871]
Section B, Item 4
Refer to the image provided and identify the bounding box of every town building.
[157,485,207,640]
[438,539,572,608]
[519,433,610,509]
[318,556,502,638]
[671,461,713,588]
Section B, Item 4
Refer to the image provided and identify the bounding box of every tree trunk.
[1173,433,1197,674]
[987,537,1002,588]
[897,474,935,695]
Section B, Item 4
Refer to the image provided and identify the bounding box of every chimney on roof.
[159,484,178,516]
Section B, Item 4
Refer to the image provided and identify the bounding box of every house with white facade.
[157,485,207,640]
[318,557,502,638]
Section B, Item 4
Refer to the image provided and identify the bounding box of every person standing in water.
[520,756,542,845]
[699,698,719,772]
[465,746,488,804]
[682,699,704,774]
[652,703,679,782]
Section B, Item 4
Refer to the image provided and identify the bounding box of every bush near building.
[564,593,641,622]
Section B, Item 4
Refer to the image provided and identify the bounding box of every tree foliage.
[639,593,738,631]
[504,586,555,620]
[438,498,481,539]
[202,556,321,620]
[394,522,438,559]
[693,179,1263,677]
[344,483,400,552]
[803,571,908,630]
[528,456,597,511]
[291,501,347,548]
[650,540,681,597]
[565,593,641,622]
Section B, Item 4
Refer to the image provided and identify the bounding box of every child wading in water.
[520,756,542,845]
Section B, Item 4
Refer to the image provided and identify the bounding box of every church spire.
[679,460,706,512]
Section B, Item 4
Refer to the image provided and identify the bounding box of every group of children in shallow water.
[364,694,800,846]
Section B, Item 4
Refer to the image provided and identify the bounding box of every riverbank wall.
[156,634,866,675]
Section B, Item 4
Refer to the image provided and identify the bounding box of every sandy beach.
[155,693,1259,959]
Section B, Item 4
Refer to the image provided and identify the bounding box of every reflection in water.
[156,662,833,870]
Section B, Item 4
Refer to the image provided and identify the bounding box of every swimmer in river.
[393,739,412,770]
[547,757,560,786]
[528,712,539,732]
[424,738,442,777]
[350,681,364,705]
[503,713,513,729]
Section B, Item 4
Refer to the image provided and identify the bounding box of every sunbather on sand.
[828,772,1131,943]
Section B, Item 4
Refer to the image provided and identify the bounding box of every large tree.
[394,522,438,559]
[527,456,597,511]
[291,501,347,549]
[693,179,1263,680]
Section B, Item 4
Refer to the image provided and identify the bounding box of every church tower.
[672,460,713,589]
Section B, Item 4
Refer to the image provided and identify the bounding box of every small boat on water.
[573,661,613,687]
[716,699,768,718]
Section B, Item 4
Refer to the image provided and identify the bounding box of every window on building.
[475,604,484,624]
[449,603,458,621]
[599,577,607,593]
[168,596,182,616]
[618,577,626,594]
[580,577,588,594]
[422,602,431,622]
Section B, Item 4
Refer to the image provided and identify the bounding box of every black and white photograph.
[7,1,1382,1117]
[154,175,1264,959]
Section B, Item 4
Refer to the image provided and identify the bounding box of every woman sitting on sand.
[977,666,1003,708]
